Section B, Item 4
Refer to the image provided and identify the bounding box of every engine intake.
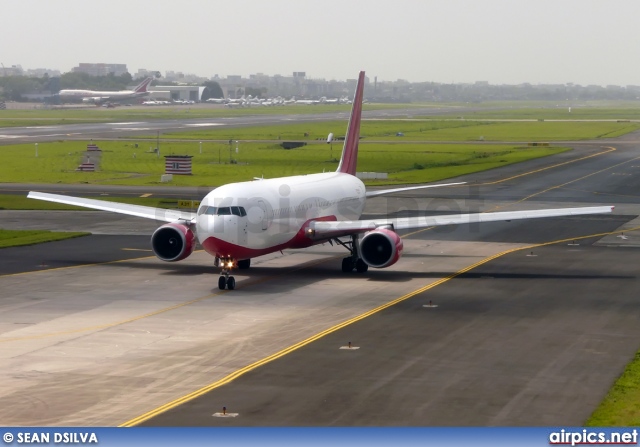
[359,228,403,268]
[151,223,196,262]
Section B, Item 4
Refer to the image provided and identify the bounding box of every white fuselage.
[196,172,366,259]
[58,89,149,102]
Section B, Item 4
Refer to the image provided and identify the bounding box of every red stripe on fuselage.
[201,215,337,260]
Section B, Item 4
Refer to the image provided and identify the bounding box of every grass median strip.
[586,351,640,426]
[0,229,89,249]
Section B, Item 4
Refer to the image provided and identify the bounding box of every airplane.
[28,71,614,291]
[58,77,153,104]
[295,97,325,105]
[206,97,228,104]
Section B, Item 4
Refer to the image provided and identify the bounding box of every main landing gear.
[335,234,368,274]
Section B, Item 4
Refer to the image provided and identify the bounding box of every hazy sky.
[4,0,640,85]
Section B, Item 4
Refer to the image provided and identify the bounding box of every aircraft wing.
[365,182,466,198]
[308,205,614,239]
[28,192,196,223]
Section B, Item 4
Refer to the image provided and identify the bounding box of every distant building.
[149,85,204,101]
[0,65,23,76]
[135,68,159,79]
[25,68,61,78]
[72,63,128,76]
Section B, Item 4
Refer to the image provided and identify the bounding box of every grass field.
[433,104,640,121]
[151,119,640,142]
[586,351,640,426]
[2,116,634,187]
[0,139,568,186]
[0,229,89,249]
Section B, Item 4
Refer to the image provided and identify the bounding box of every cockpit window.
[199,206,218,215]
[199,206,246,217]
[231,206,247,216]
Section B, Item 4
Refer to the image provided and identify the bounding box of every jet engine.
[151,223,196,262]
[359,228,404,268]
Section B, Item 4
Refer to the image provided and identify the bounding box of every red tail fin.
[135,77,153,93]
[337,71,365,176]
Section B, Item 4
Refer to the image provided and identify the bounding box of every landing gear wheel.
[342,257,355,273]
[355,259,369,273]
[238,259,251,269]
[218,276,226,290]
[227,276,236,290]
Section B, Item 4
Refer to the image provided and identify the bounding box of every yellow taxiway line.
[119,225,640,427]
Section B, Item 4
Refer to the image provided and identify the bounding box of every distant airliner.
[58,77,153,104]
[29,71,613,290]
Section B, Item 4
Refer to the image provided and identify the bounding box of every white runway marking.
[0,135,27,139]
[212,412,239,418]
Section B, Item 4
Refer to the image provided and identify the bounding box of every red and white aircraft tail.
[336,71,365,176]
[29,70,614,290]
[134,77,153,93]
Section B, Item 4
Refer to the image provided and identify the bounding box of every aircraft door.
[257,200,270,231]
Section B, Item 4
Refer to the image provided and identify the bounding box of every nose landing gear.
[217,257,236,290]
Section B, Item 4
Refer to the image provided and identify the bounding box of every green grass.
[0,139,569,187]
[433,105,640,121]
[1,116,636,188]
[586,351,640,426]
[150,119,640,142]
[0,229,89,248]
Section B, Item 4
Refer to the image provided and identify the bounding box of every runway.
[0,105,474,145]
[0,133,639,426]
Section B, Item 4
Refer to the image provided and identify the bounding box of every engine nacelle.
[359,228,404,268]
[151,223,196,262]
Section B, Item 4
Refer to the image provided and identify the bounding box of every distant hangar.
[147,85,206,102]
